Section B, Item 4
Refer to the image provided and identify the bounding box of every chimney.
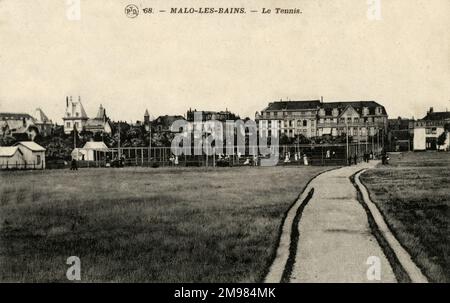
[429,107,434,113]
[66,96,69,107]
[321,96,324,103]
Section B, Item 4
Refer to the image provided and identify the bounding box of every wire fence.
[0,161,44,170]
[46,142,382,169]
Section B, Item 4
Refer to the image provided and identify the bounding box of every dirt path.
[289,162,397,282]
[265,161,401,283]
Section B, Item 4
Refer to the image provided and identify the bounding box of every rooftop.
[422,111,450,121]
[14,141,46,151]
[82,141,109,150]
[263,100,321,111]
[0,146,21,157]
[262,100,387,115]
[0,112,34,120]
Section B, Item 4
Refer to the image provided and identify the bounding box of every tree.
[0,135,17,146]
[437,131,448,150]
[294,134,311,144]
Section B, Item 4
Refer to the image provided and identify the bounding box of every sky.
[0,0,449,124]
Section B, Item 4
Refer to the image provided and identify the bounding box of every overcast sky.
[0,0,449,123]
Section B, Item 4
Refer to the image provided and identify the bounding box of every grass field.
[360,152,450,282]
[0,166,330,282]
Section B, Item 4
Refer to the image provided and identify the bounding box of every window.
[426,127,437,135]
[66,122,71,128]
[354,118,359,123]
[76,112,79,117]
[36,155,41,165]
[67,113,71,117]
[319,118,324,124]
[347,117,352,123]
[303,120,307,127]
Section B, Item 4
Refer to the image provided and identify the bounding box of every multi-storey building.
[63,96,112,134]
[387,117,414,151]
[316,101,388,141]
[63,96,89,134]
[256,99,388,142]
[256,100,320,139]
[186,108,240,122]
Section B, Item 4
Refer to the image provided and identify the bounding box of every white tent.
[72,141,109,161]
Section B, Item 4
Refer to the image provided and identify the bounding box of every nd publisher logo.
[125,4,139,18]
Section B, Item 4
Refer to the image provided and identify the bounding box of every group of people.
[284,152,310,165]
[363,151,374,163]
[169,155,179,166]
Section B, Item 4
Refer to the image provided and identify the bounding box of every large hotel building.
[256,99,388,142]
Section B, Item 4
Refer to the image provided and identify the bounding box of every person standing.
[71,158,78,171]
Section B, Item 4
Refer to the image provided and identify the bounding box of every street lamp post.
[345,121,349,163]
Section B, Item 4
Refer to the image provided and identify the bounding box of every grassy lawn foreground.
[0,166,330,282]
[361,152,449,282]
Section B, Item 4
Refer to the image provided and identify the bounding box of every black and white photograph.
[0,0,448,298]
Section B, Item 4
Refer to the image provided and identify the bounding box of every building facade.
[387,117,414,151]
[63,96,89,134]
[0,141,47,169]
[0,113,40,140]
[84,104,113,134]
[63,96,112,134]
[153,115,185,133]
[413,108,450,151]
[256,99,388,142]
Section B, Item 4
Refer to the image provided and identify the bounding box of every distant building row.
[2,97,449,152]
[255,98,388,142]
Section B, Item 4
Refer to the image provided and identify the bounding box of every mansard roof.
[262,100,387,115]
[263,100,321,111]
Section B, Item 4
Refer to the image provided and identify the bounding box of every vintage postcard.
[0,0,448,294]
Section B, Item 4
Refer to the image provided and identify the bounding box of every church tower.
[144,109,150,131]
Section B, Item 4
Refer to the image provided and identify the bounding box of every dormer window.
[332,108,339,117]
[363,107,369,116]
[319,108,325,116]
